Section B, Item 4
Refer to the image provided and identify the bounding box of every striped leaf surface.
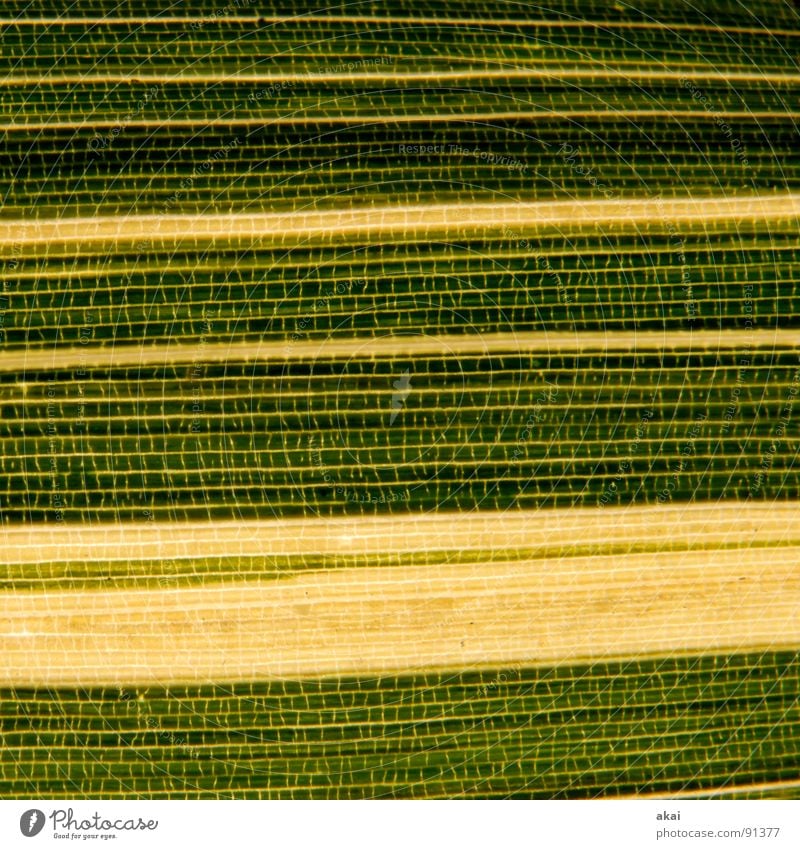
[0,0,799,799]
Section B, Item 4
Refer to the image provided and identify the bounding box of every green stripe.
[2,229,798,349]
[1,651,797,798]
[2,350,797,522]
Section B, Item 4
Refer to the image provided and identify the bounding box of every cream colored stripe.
[2,194,799,247]
[1,503,798,565]
[0,540,798,686]
[0,328,792,373]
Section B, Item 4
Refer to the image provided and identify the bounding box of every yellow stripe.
[1,15,798,38]
[0,328,794,373]
[1,503,796,564]
[5,68,800,85]
[4,109,800,132]
[2,194,799,247]
[0,527,798,685]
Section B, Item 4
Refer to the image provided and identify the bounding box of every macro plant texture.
[0,0,799,799]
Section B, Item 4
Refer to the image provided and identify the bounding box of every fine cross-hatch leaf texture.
[0,0,799,799]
